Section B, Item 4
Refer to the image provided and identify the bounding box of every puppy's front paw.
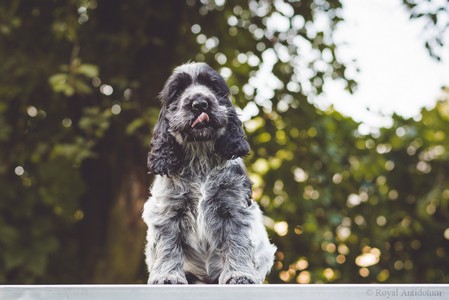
[226,276,255,284]
[149,273,188,284]
[221,272,258,284]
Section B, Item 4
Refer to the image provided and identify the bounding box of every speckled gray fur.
[143,62,276,284]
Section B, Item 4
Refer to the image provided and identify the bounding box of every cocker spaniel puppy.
[142,62,276,284]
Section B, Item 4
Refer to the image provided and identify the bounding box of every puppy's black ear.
[147,108,184,176]
[215,107,250,160]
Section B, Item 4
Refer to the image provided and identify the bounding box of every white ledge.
[1,284,448,300]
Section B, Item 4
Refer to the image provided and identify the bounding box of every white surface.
[0,284,448,300]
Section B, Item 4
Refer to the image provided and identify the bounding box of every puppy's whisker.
[216,92,230,102]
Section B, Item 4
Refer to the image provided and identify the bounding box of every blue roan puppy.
[142,62,276,284]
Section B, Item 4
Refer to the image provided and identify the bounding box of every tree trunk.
[78,0,187,283]
[92,167,148,283]
[79,134,149,283]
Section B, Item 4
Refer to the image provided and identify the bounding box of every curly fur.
[143,62,276,284]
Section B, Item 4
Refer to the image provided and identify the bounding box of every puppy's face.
[161,63,231,144]
[148,62,250,175]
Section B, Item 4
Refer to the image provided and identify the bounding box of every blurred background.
[1,0,448,284]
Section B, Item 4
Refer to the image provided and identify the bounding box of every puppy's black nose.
[192,98,209,111]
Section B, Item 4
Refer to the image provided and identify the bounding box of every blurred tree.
[260,93,449,283]
[403,0,449,61]
[0,0,448,284]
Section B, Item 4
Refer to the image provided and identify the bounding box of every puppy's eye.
[167,88,184,104]
[167,103,178,111]
[197,72,230,100]
[167,73,192,104]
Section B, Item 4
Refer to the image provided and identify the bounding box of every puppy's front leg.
[202,199,260,284]
[144,199,188,285]
[218,234,260,285]
[147,223,187,284]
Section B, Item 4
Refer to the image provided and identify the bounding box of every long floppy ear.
[147,108,184,176]
[215,106,250,160]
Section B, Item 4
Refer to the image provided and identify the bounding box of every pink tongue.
[191,112,210,128]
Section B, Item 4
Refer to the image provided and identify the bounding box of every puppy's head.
[162,63,229,143]
[148,62,250,176]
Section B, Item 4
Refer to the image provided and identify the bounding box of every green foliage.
[0,0,448,284]
[256,92,449,283]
